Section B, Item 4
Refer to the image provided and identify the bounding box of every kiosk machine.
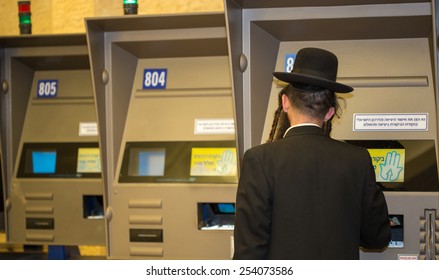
[225,0,439,259]
[86,13,237,259]
[0,35,105,247]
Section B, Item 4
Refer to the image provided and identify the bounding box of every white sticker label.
[194,119,235,134]
[353,113,428,131]
[398,254,419,260]
[79,122,98,136]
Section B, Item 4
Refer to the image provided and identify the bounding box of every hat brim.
[273,72,353,93]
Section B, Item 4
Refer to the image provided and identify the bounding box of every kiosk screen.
[198,203,235,230]
[346,140,439,191]
[389,214,404,248]
[190,148,237,177]
[216,203,236,214]
[120,141,238,183]
[128,148,166,176]
[18,143,101,178]
[77,148,101,173]
[368,148,405,183]
[32,151,57,174]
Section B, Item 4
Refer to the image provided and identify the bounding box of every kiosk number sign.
[143,68,167,89]
[284,53,297,72]
[37,80,58,98]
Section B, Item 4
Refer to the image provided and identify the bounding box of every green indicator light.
[123,0,138,15]
[19,14,31,25]
[18,1,32,34]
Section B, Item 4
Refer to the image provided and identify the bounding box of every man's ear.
[324,107,335,122]
[282,94,290,113]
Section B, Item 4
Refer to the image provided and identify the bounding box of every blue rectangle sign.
[284,53,296,73]
[37,80,58,98]
[143,69,167,89]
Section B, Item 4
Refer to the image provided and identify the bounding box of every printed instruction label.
[79,122,98,136]
[353,113,428,131]
[194,119,235,134]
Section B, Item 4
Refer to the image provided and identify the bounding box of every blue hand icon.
[379,151,403,181]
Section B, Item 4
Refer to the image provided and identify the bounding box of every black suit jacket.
[233,126,391,259]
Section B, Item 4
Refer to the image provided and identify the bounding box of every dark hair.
[287,82,339,120]
[267,83,343,142]
[267,88,291,142]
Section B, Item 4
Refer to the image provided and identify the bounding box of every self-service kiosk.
[0,35,105,247]
[225,0,439,259]
[86,13,237,259]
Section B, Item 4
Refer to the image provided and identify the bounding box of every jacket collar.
[284,125,326,138]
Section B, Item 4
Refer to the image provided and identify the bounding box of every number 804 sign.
[37,80,58,98]
[143,68,167,89]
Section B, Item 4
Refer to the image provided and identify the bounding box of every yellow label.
[368,149,405,182]
[190,147,237,176]
[77,148,101,173]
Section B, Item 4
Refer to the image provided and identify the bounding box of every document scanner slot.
[130,228,163,243]
[26,218,54,230]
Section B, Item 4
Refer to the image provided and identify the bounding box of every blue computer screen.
[32,151,56,174]
[217,203,235,214]
[137,149,165,176]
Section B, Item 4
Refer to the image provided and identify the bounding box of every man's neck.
[283,123,321,138]
[289,113,323,127]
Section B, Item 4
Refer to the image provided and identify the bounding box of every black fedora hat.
[273,47,353,93]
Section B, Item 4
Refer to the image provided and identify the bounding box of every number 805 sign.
[37,80,58,98]
[143,68,167,89]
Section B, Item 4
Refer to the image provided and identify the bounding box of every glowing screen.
[217,203,236,214]
[128,148,166,176]
[77,148,101,173]
[190,148,237,176]
[388,215,404,248]
[139,150,165,176]
[32,151,56,174]
[368,149,405,183]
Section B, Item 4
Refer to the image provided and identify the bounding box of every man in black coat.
[233,47,391,260]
